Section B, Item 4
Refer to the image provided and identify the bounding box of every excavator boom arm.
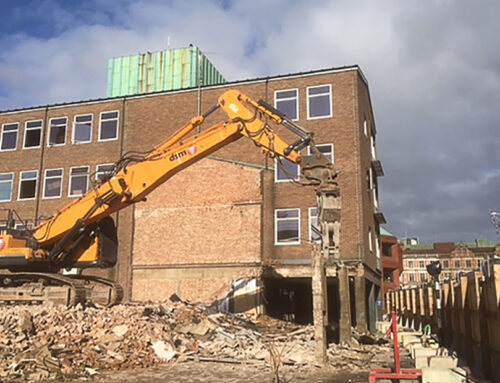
[33,90,313,255]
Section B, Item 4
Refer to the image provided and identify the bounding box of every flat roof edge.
[0,65,362,115]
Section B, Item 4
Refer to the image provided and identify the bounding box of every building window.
[275,157,299,182]
[24,120,42,149]
[1,123,19,151]
[308,143,334,162]
[307,84,332,119]
[443,260,449,268]
[73,114,92,144]
[454,260,460,268]
[96,164,115,183]
[309,207,320,242]
[477,260,482,269]
[466,259,472,268]
[370,134,377,159]
[0,173,14,202]
[420,273,427,282]
[363,117,368,136]
[368,227,373,252]
[43,169,63,199]
[99,111,119,141]
[408,260,414,268]
[18,170,38,200]
[48,117,67,146]
[409,273,415,282]
[275,89,298,120]
[69,166,89,197]
[275,208,300,245]
[419,260,425,268]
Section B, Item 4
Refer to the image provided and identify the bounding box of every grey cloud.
[1,0,499,243]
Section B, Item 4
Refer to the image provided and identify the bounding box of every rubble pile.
[0,300,392,381]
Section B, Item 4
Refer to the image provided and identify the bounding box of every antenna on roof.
[490,211,500,234]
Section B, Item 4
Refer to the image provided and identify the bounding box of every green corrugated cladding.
[107,46,226,97]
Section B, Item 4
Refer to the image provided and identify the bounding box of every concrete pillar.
[312,244,327,364]
[338,264,352,343]
[367,281,377,332]
[355,264,367,333]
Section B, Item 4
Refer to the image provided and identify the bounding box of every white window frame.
[72,114,93,144]
[95,163,115,183]
[0,173,14,202]
[43,168,64,199]
[1,123,19,151]
[274,208,301,246]
[17,170,38,201]
[48,117,67,146]
[68,166,90,197]
[98,110,119,142]
[307,143,334,163]
[368,227,373,252]
[306,84,332,120]
[274,157,300,183]
[274,88,299,121]
[23,120,42,149]
[308,207,321,243]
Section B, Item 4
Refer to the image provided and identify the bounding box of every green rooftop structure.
[107,46,226,97]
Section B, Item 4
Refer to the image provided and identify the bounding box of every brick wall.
[0,67,383,302]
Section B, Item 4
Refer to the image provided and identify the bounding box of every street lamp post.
[426,261,442,341]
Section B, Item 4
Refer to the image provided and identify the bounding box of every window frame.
[274,88,299,121]
[68,166,90,198]
[42,168,64,199]
[0,173,14,202]
[306,84,332,120]
[307,143,334,163]
[98,110,119,142]
[274,208,301,246]
[47,117,68,147]
[1,123,19,151]
[23,120,43,149]
[308,207,321,243]
[17,170,38,201]
[95,163,115,183]
[274,157,300,183]
[72,114,93,145]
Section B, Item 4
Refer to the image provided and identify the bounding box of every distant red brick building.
[401,239,498,286]
[380,228,403,295]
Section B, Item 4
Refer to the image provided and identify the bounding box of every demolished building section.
[0,47,385,337]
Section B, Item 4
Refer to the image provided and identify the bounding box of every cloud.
[1,0,499,242]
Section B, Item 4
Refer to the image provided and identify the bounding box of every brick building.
[401,239,499,286]
[0,58,384,331]
[380,228,403,296]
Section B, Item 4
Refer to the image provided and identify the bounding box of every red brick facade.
[0,67,383,309]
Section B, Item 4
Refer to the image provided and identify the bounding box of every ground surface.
[86,361,369,383]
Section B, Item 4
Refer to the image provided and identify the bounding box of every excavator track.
[0,272,86,306]
[72,275,124,307]
[0,273,123,307]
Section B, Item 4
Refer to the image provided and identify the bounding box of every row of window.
[404,259,479,269]
[0,111,119,151]
[275,208,319,245]
[274,85,332,121]
[0,164,114,201]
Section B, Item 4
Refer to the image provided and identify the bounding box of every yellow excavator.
[0,89,338,306]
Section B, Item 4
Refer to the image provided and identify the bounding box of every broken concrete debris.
[0,300,392,380]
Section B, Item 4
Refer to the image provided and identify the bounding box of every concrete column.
[312,244,327,364]
[355,264,367,333]
[338,264,352,343]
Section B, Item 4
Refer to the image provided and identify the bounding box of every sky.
[0,0,499,243]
